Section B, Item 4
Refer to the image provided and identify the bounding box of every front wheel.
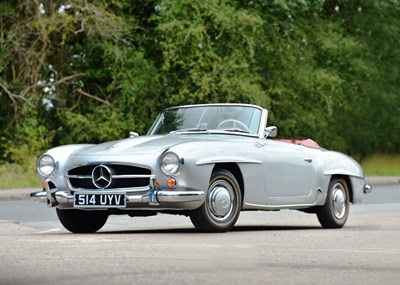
[56,208,108,233]
[190,169,242,232]
[317,177,350,228]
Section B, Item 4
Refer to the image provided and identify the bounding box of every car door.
[261,140,314,205]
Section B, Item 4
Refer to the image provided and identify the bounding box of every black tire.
[56,208,108,233]
[317,177,350,228]
[190,169,242,232]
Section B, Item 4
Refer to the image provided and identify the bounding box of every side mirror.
[129,131,139,138]
[264,126,278,138]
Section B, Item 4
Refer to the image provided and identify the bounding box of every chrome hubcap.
[332,185,346,219]
[208,181,234,222]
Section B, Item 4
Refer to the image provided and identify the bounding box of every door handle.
[304,158,313,163]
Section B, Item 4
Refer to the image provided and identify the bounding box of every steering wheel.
[217,119,251,133]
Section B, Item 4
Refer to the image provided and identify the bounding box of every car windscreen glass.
[148,105,262,135]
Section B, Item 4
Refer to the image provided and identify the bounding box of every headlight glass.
[160,152,181,176]
[37,154,56,177]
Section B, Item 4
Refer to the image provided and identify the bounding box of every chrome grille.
[67,164,152,190]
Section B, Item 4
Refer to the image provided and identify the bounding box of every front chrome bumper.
[30,178,205,210]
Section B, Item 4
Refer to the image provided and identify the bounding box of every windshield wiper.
[217,128,250,134]
[170,128,209,134]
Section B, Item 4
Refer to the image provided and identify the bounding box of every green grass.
[0,154,399,189]
[360,154,400,176]
[0,163,39,189]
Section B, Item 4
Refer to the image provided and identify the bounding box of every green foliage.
[0,0,399,169]
[0,162,38,189]
[335,0,400,156]
[249,2,351,150]
[2,105,54,164]
[361,154,400,176]
[153,0,268,106]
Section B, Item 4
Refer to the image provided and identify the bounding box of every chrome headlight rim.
[160,151,182,176]
[37,154,57,177]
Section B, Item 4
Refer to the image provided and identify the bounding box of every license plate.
[74,193,126,208]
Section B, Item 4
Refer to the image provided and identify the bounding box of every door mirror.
[129,131,139,138]
[264,126,278,138]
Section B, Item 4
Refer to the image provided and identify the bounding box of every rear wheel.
[190,169,242,232]
[317,177,350,228]
[56,208,108,233]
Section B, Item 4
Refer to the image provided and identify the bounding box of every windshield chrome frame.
[147,103,268,138]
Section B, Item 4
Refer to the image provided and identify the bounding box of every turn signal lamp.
[167,177,177,188]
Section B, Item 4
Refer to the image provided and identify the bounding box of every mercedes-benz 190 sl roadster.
[31,103,372,233]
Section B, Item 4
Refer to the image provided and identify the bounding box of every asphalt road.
[0,185,399,285]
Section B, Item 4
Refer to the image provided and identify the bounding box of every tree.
[152,0,269,107]
[333,0,400,156]
[1,0,399,165]
[0,0,161,163]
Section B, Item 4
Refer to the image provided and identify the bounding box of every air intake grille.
[67,164,152,190]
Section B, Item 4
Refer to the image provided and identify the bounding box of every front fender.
[324,168,363,179]
[38,144,94,190]
[321,151,364,179]
[319,151,367,204]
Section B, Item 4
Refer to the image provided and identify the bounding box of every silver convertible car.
[31,103,372,233]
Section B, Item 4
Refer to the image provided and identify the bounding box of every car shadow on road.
[233,225,322,232]
[96,224,322,235]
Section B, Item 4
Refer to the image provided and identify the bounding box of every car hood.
[74,134,233,156]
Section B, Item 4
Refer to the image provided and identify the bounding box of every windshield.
[148,105,262,136]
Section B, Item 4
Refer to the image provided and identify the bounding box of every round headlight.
[37,154,56,177]
[160,152,181,176]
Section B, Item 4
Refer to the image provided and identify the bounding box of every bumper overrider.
[30,176,205,210]
[364,184,372,194]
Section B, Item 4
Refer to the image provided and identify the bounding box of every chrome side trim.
[244,202,316,210]
[196,157,262,165]
[157,190,204,203]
